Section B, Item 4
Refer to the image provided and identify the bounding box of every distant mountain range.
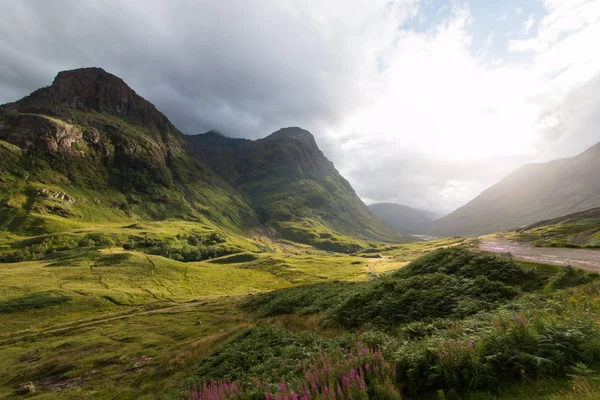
[433,142,600,237]
[368,203,440,234]
[0,67,410,250]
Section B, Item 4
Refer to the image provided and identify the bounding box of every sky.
[1,0,600,214]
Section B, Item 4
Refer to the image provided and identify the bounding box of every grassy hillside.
[0,69,258,237]
[200,248,600,400]
[0,220,444,399]
[1,228,599,399]
[433,142,600,237]
[506,207,600,248]
[2,67,599,400]
[1,69,409,253]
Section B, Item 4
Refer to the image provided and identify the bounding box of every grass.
[0,299,249,399]
[0,218,399,399]
[193,250,600,400]
[506,208,600,248]
[2,223,599,400]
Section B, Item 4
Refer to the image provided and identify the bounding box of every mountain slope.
[368,203,439,234]
[507,207,600,248]
[433,142,600,237]
[0,67,408,252]
[186,130,411,250]
[0,68,257,235]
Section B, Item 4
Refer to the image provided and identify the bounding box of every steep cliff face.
[11,67,176,134]
[0,113,90,156]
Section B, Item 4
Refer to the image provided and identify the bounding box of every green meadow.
[1,221,600,399]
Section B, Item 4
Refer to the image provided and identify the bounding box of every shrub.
[395,247,526,284]
[546,266,597,289]
[186,335,400,400]
[333,273,518,328]
[393,311,600,396]
[243,281,361,317]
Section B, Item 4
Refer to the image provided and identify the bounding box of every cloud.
[509,0,600,52]
[1,0,417,137]
[330,2,600,212]
[523,13,536,35]
[1,0,599,214]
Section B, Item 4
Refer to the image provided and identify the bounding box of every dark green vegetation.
[508,207,600,248]
[212,248,600,400]
[433,142,600,237]
[0,293,70,313]
[368,202,440,234]
[244,248,543,328]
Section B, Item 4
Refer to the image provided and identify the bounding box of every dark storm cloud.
[0,0,361,137]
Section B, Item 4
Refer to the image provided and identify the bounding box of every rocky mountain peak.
[267,127,316,145]
[10,67,174,133]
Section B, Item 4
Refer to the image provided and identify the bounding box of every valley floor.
[0,221,463,399]
[2,223,600,400]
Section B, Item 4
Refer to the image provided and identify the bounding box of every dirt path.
[0,301,209,346]
[367,263,378,275]
[365,255,389,276]
[479,238,600,273]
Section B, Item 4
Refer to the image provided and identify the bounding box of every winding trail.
[479,238,600,273]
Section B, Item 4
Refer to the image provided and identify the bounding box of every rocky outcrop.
[0,113,90,156]
[11,68,175,134]
[0,68,183,166]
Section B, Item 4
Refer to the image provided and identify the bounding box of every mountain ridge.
[432,141,600,237]
[0,67,409,249]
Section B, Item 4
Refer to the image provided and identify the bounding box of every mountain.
[507,207,600,248]
[368,203,440,234]
[0,67,258,235]
[432,142,600,237]
[0,67,408,250]
[186,130,411,250]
